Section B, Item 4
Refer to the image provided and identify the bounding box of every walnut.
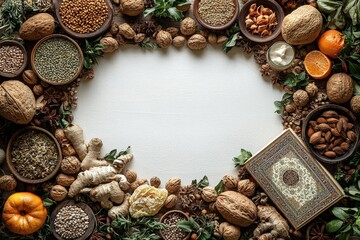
[217,35,228,45]
[62,143,77,157]
[164,194,177,208]
[125,169,137,183]
[134,33,145,43]
[100,37,119,53]
[201,186,217,202]
[285,104,296,113]
[166,27,179,38]
[223,175,238,191]
[61,156,81,174]
[56,173,75,187]
[150,176,161,188]
[218,222,241,240]
[120,0,144,16]
[293,89,309,107]
[165,177,181,194]
[180,17,196,36]
[156,30,172,48]
[188,34,207,50]
[110,21,119,35]
[0,175,17,191]
[0,80,35,124]
[326,73,354,104]
[351,96,360,114]
[173,36,186,48]
[32,84,43,96]
[54,128,67,143]
[237,179,256,197]
[119,23,136,39]
[208,33,217,45]
[50,185,68,202]
[22,69,38,85]
[130,178,148,192]
[305,82,318,97]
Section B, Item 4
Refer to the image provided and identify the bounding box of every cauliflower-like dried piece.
[129,185,168,218]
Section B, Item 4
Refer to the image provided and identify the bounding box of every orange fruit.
[318,30,345,59]
[304,50,332,80]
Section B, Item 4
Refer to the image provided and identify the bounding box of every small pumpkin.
[2,192,47,235]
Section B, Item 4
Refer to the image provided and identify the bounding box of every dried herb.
[144,0,190,21]
[274,93,292,114]
[0,0,24,34]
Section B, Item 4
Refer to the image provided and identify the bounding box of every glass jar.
[266,41,295,71]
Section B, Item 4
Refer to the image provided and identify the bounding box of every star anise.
[253,44,269,65]
[309,222,333,240]
[251,191,268,206]
[179,185,204,214]
[260,64,273,77]
[42,107,59,128]
[43,88,64,107]
[132,21,158,36]
[236,39,254,54]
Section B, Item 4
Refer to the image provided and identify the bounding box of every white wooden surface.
[75,45,283,186]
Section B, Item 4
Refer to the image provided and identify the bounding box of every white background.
[75,45,283,186]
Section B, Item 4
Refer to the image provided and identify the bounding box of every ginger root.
[64,124,88,160]
[108,193,131,220]
[68,165,126,197]
[81,138,109,170]
[80,181,125,209]
[253,205,290,240]
[113,153,133,172]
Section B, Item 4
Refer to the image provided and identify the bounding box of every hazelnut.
[22,69,38,85]
[166,27,179,38]
[164,194,177,208]
[219,222,241,240]
[54,128,67,143]
[32,84,43,96]
[120,0,144,16]
[50,185,68,202]
[199,30,208,38]
[61,156,81,174]
[285,104,296,113]
[56,173,75,187]
[305,82,318,97]
[40,81,49,88]
[100,37,119,53]
[110,21,119,35]
[134,33,145,43]
[222,175,238,191]
[208,33,217,45]
[150,176,161,188]
[119,23,136,39]
[237,179,256,197]
[201,186,217,202]
[217,35,228,45]
[156,30,172,48]
[165,177,181,194]
[188,34,207,50]
[180,17,196,36]
[173,36,186,48]
[0,175,17,191]
[62,143,77,157]
[125,169,137,183]
[351,95,360,114]
[293,89,309,107]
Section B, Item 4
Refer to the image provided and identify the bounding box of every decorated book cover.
[245,129,344,230]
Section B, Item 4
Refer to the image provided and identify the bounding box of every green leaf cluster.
[0,0,25,34]
[233,149,252,168]
[274,93,292,114]
[104,146,131,161]
[222,25,241,53]
[192,175,210,188]
[335,151,360,186]
[318,0,360,28]
[177,215,216,240]
[144,0,190,21]
[81,37,105,69]
[282,72,309,91]
[326,207,360,239]
[140,37,155,49]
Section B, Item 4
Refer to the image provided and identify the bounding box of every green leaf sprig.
[81,37,105,69]
[144,0,190,21]
[192,175,210,188]
[222,25,241,53]
[326,207,360,239]
[177,215,215,240]
[233,149,252,168]
[282,72,309,91]
[104,146,131,161]
[274,93,292,114]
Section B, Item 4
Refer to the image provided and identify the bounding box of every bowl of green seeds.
[31,34,84,85]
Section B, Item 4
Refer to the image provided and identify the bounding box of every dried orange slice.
[304,50,332,80]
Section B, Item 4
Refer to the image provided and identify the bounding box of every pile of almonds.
[245,4,277,37]
[307,110,356,158]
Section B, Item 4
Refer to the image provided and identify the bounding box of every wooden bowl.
[0,40,27,78]
[31,34,83,86]
[53,0,113,39]
[6,126,62,184]
[302,104,359,164]
[160,210,190,240]
[193,0,239,30]
[238,0,284,43]
[50,200,96,240]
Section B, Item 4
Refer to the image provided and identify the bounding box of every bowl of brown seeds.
[6,126,62,184]
[54,0,113,39]
[50,200,95,240]
[193,0,239,30]
[302,104,359,164]
[160,210,190,240]
[0,40,27,78]
[31,34,83,85]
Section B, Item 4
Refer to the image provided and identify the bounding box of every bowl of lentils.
[50,201,95,240]
[0,40,27,78]
[6,126,62,184]
[160,210,190,240]
[54,0,113,39]
[193,0,239,30]
[31,34,83,85]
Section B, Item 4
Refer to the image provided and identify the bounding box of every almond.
[307,127,314,138]
[333,146,344,155]
[337,119,344,132]
[347,131,356,142]
[309,131,322,145]
[314,144,327,150]
[327,118,339,123]
[334,138,344,146]
[340,142,350,151]
[325,131,332,142]
[346,123,354,130]
[321,110,339,118]
[317,123,331,131]
[316,117,327,124]
[331,128,341,137]
[324,151,336,158]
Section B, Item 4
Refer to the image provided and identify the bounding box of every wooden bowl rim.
[31,34,84,86]
[6,126,62,184]
[0,40,28,78]
[50,200,96,240]
[301,104,359,164]
[238,0,284,43]
[160,210,190,240]
[53,0,113,39]
[193,0,239,31]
